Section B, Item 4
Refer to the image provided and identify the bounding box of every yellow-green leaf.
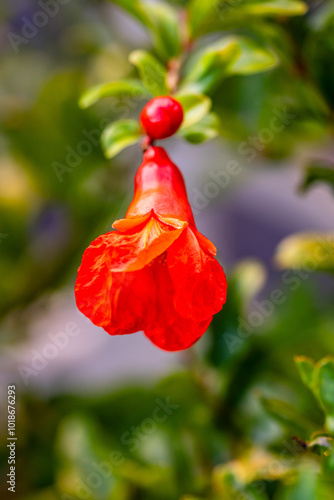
[79,79,150,109]
[101,119,141,158]
[129,50,169,96]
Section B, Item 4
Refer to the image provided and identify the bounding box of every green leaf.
[275,463,318,500]
[307,436,333,455]
[314,357,334,432]
[110,1,181,61]
[188,0,219,39]
[176,93,212,128]
[261,397,316,435]
[79,79,151,108]
[237,0,308,17]
[275,232,334,273]
[295,355,315,390]
[178,112,220,144]
[181,38,240,94]
[299,162,334,193]
[129,50,169,96]
[101,119,141,158]
[227,36,278,75]
[144,2,182,61]
[181,36,278,94]
[109,0,150,26]
[188,0,308,39]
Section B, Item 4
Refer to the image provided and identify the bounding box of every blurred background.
[0,0,334,499]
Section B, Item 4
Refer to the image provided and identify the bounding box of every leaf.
[110,0,149,25]
[110,1,181,61]
[188,0,219,39]
[144,2,182,61]
[299,162,334,193]
[188,0,308,39]
[227,36,278,75]
[314,357,334,432]
[295,355,315,390]
[275,463,318,500]
[307,436,333,455]
[101,119,141,158]
[274,232,334,273]
[129,50,169,96]
[261,397,316,435]
[181,36,278,94]
[176,93,212,128]
[79,79,151,108]
[237,0,308,17]
[180,38,240,94]
[178,112,220,144]
[244,0,307,16]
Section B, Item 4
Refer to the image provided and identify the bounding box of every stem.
[167,8,193,94]
[141,136,154,152]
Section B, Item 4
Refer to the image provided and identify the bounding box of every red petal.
[167,228,227,322]
[143,259,212,351]
[194,229,217,257]
[75,234,155,334]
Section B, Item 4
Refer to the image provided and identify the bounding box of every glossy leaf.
[129,50,169,96]
[237,0,308,16]
[178,112,220,144]
[101,119,141,158]
[79,79,150,108]
[181,36,278,94]
[295,355,315,390]
[188,0,308,38]
[315,357,334,432]
[144,2,182,61]
[227,36,278,75]
[110,1,181,60]
[176,93,212,128]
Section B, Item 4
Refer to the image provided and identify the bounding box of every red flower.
[75,147,227,351]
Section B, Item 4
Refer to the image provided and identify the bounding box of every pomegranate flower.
[75,146,227,351]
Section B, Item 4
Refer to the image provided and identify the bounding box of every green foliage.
[111,0,182,60]
[2,1,334,499]
[178,113,221,144]
[101,119,142,158]
[300,162,334,193]
[176,93,212,128]
[129,50,169,96]
[180,36,278,94]
[79,80,151,109]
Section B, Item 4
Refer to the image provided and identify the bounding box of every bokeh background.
[1,0,334,499]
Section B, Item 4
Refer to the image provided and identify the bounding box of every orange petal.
[112,212,152,232]
[167,228,227,322]
[108,216,187,272]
